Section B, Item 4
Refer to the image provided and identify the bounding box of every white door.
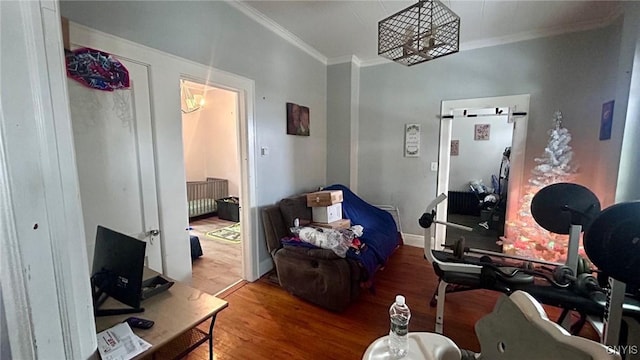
[68,58,163,272]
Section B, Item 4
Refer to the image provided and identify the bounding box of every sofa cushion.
[274,247,354,312]
[281,245,341,260]
[279,195,312,232]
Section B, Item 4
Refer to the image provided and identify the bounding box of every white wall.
[205,89,241,197]
[182,87,241,196]
[355,24,623,236]
[62,0,327,279]
[182,108,209,182]
[449,115,513,191]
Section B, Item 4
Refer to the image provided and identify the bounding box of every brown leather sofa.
[261,194,366,312]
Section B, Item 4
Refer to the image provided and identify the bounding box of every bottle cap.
[395,295,405,306]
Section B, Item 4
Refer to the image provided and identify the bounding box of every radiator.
[447,191,480,216]
[187,178,229,217]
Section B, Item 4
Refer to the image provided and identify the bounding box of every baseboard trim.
[402,233,424,248]
[258,258,274,278]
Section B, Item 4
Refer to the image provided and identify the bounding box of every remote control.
[125,317,155,329]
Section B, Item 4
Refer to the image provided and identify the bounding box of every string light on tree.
[503,111,579,262]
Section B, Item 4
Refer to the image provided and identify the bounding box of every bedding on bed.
[188,198,216,217]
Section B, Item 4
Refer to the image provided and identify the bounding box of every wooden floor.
[184,245,599,360]
[189,216,243,296]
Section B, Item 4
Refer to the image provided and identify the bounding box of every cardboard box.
[307,190,343,207]
[311,219,351,230]
[312,203,342,223]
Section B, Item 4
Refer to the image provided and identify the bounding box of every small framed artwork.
[404,124,421,157]
[450,140,459,156]
[474,124,490,140]
[599,100,614,141]
[286,102,310,136]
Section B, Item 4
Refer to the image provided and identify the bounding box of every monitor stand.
[92,285,144,317]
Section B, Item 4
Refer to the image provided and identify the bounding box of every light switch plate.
[430,162,438,171]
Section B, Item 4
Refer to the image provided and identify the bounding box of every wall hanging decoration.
[404,124,421,157]
[599,100,614,141]
[450,140,459,156]
[286,102,310,136]
[378,0,460,66]
[474,124,490,140]
[66,47,130,91]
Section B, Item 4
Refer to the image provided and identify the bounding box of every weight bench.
[420,185,604,334]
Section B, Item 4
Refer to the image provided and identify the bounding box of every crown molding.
[358,7,622,68]
[327,55,363,67]
[226,0,327,65]
[227,1,620,68]
[359,56,393,67]
[461,8,621,52]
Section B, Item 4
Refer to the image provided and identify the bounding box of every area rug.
[205,223,241,243]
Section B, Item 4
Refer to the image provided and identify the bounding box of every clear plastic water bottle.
[388,294,411,358]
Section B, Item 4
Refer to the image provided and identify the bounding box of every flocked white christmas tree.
[503,111,578,262]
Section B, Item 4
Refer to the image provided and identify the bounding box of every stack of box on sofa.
[307,190,350,230]
[261,184,401,312]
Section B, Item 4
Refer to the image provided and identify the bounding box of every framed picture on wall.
[474,124,490,140]
[450,140,459,156]
[599,100,614,141]
[286,102,310,136]
[404,124,421,157]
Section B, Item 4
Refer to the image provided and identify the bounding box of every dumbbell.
[573,273,602,297]
[552,255,595,286]
[553,265,577,286]
[442,238,467,259]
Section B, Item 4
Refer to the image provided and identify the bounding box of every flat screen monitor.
[91,225,146,316]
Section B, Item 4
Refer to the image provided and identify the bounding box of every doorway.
[180,79,243,295]
[436,95,530,254]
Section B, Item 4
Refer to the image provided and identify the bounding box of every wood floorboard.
[183,245,599,360]
[189,216,243,296]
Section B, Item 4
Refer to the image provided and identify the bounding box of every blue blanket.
[325,184,400,277]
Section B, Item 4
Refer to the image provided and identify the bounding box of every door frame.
[69,22,259,281]
[436,94,530,250]
[1,1,97,357]
[178,72,256,282]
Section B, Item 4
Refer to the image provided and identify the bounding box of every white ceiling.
[233,0,621,66]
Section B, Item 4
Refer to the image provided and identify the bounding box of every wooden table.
[95,272,228,360]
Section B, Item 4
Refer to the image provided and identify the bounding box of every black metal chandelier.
[378,0,460,66]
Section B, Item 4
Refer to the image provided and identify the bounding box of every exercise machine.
[420,183,602,334]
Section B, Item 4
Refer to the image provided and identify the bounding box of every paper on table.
[96,322,149,360]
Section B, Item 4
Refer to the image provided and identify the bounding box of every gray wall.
[0,288,9,360]
[60,0,327,203]
[327,62,353,186]
[61,1,327,276]
[358,24,622,236]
